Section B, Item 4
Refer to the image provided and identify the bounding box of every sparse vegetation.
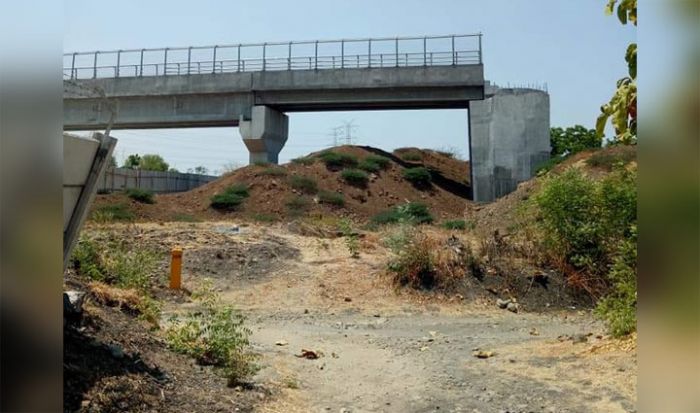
[318,151,358,169]
[338,218,360,258]
[210,184,250,211]
[126,188,155,204]
[441,219,467,230]
[585,147,636,170]
[286,195,310,215]
[171,213,200,222]
[288,175,318,194]
[91,203,135,222]
[399,151,423,162]
[371,202,433,226]
[252,213,277,223]
[166,284,259,386]
[340,169,369,187]
[291,156,316,166]
[435,147,462,159]
[402,167,432,187]
[358,155,391,173]
[317,191,345,207]
[259,166,287,177]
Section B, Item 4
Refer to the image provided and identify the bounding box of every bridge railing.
[64,34,482,80]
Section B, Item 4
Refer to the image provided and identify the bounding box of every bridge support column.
[468,86,550,202]
[239,106,289,164]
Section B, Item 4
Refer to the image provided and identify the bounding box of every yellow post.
[170,247,182,289]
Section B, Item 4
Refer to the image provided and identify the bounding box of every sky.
[64,0,636,175]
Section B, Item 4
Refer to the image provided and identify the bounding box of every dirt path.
[141,222,636,413]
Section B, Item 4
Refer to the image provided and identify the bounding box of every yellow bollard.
[170,247,183,289]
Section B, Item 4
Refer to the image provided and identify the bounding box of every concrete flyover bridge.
[63,34,550,202]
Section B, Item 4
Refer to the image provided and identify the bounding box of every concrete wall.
[469,87,550,202]
[97,167,217,193]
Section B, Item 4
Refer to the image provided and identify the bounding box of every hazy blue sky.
[64,0,635,174]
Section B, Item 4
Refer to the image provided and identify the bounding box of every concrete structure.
[98,167,217,193]
[63,35,550,203]
[468,86,550,202]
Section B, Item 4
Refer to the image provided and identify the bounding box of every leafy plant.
[318,151,358,169]
[402,167,432,187]
[288,175,318,194]
[166,288,258,386]
[340,169,369,187]
[317,191,344,206]
[338,218,360,258]
[125,188,155,204]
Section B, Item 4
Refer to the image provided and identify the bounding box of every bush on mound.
[341,169,369,187]
[318,151,358,169]
[402,167,432,187]
[126,188,155,204]
[210,184,250,211]
[372,202,433,225]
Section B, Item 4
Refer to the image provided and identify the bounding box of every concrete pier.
[468,86,550,202]
[239,106,289,164]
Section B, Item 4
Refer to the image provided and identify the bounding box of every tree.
[596,0,637,144]
[550,125,602,157]
[139,154,169,172]
[123,154,141,169]
[168,167,180,173]
[193,166,209,175]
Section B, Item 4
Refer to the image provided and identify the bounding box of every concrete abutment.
[239,106,289,164]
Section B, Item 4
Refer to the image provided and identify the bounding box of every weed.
[171,213,200,222]
[317,191,345,207]
[441,219,467,230]
[260,166,287,177]
[166,287,259,386]
[371,202,433,226]
[286,196,310,216]
[338,218,360,258]
[284,377,300,389]
[402,167,432,187]
[399,151,422,162]
[288,175,318,194]
[318,151,358,169]
[290,156,316,166]
[252,213,277,223]
[125,188,155,204]
[340,169,369,187]
[586,147,636,170]
[210,184,250,211]
[91,203,135,222]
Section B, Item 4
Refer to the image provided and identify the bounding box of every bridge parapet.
[64,34,482,80]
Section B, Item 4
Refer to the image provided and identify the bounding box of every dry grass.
[88,281,141,313]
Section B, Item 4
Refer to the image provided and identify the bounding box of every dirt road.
[140,222,636,413]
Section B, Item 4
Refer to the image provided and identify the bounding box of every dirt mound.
[91,146,472,223]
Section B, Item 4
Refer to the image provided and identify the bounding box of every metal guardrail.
[64,34,482,80]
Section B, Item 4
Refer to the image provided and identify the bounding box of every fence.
[64,33,482,80]
[98,168,217,193]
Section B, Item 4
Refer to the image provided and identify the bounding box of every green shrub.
[210,184,250,211]
[399,151,422,162]
[286,195,310,214]
[441,220,467,230]
[340,169,369,187]
[288,175,318,194]
[317,191,344,206]
[402,167,432,187]
[586,147,636,170]
[371,202,433,225]
[91,203,135,222]
[291,156,316,166]
[125,188,155,204]
[259,166,287,177]
[358,155,390,172]
[166,288,258,385]
[318,151,358,169]
[533,166,637,335]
